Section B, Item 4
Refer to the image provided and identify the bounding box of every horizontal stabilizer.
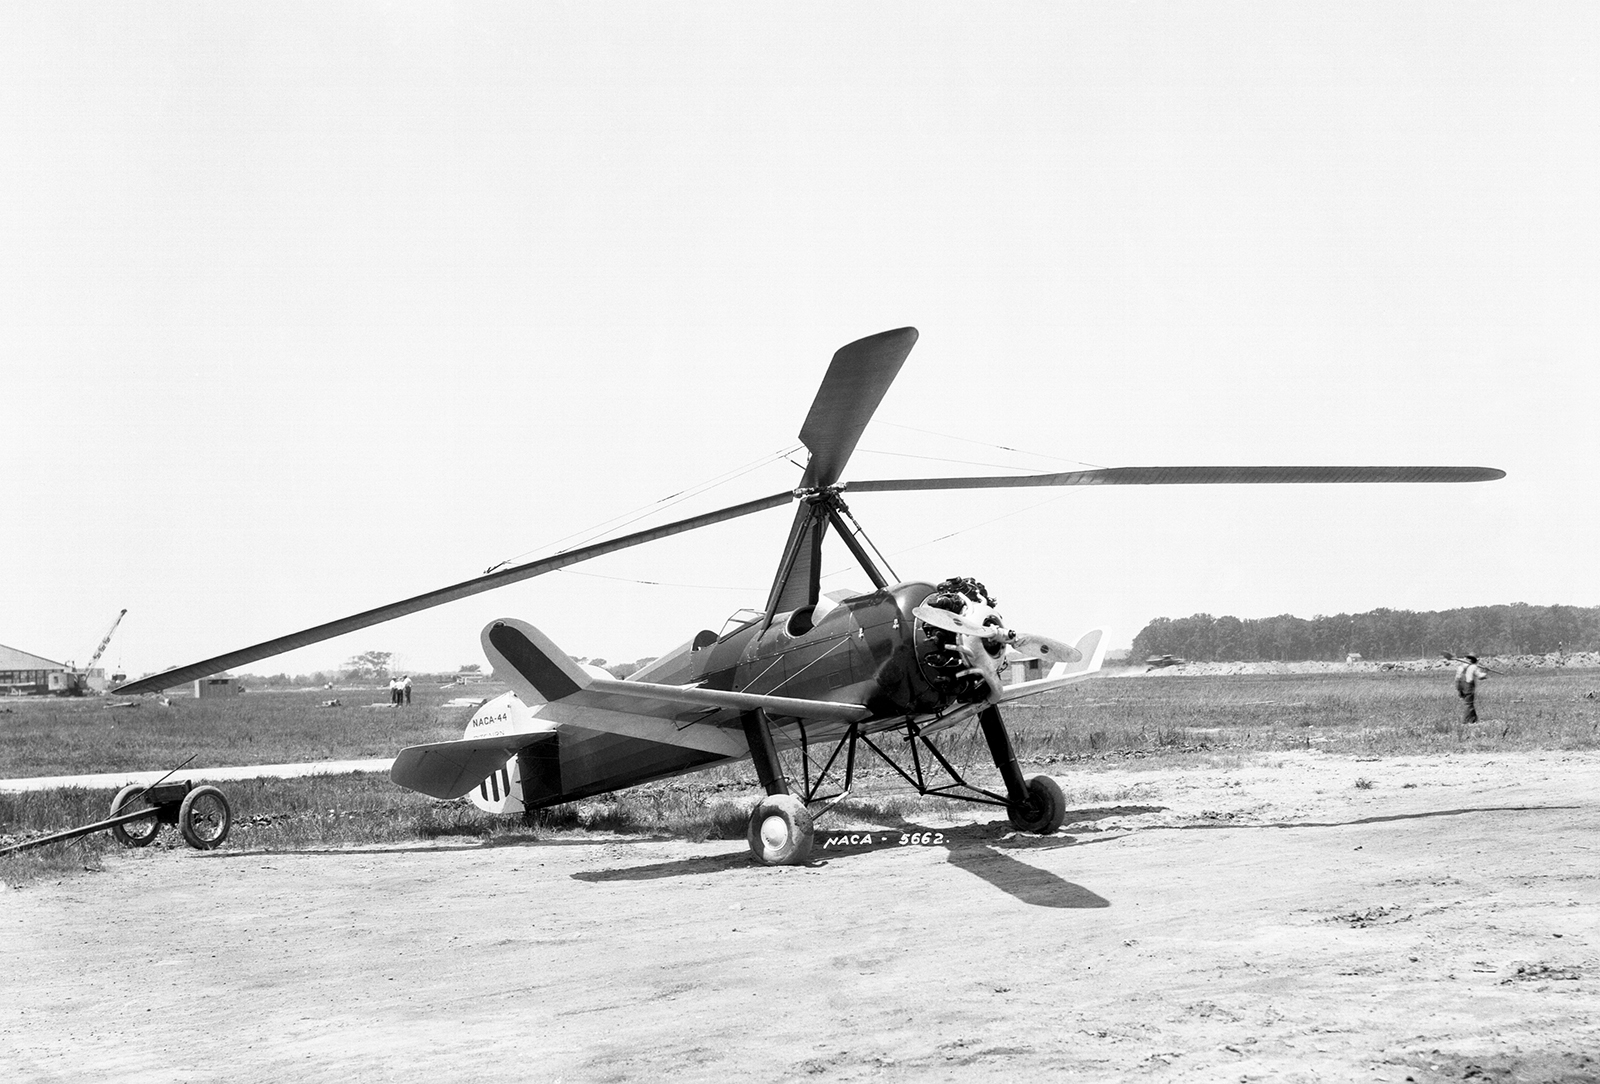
[390,734,534,800]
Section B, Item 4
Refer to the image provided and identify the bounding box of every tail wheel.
[109,784,159,847]
[746,794,814,866]
[179,785,232,850]
[1007,774,1067,834]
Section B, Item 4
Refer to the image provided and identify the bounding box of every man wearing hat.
[1455,654,1488,724]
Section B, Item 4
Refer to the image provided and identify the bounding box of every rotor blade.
[115,489,796,694]
[848,465,1505,492]
[799,327,919,489]
[1008,632,1082,665]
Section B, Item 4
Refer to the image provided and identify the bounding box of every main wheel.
[109,784,159,847]
[179,785,232,850]
[1007,774,1067,834]
[746,794,814,866]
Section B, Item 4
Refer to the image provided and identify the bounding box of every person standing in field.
[1455,654,1488,724]
[402,675,412,706]
[388,676,401,706]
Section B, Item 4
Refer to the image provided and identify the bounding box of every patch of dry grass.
[0,680,494,777]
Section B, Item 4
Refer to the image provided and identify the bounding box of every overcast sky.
[4,3,1595,679]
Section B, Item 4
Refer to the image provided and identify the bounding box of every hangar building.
[1,643,67,695]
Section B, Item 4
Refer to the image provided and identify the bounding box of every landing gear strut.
[742,709,814,865]
[980,706,1066,834]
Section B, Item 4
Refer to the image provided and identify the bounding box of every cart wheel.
[109,784,160,847]
[179,785,232,850]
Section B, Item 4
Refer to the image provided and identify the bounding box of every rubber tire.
[179,785,232,850]
[109,784,160,847]
[1007,774,1067,834]
[746,794,814,866]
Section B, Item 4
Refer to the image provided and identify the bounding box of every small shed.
[1006,657,1047,684]
[194,676,243,699]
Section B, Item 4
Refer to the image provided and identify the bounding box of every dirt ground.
[6,751,1599,1084]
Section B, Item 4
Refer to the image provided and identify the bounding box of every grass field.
[4,667,1598,884]
[0,678,482,777]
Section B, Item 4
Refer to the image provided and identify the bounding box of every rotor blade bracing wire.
[554,567,764,593]
[852,448,1080,475]
[115,489,796,694]
[879,420,1108,470]
[816,490,1074,583]
[485,443,802,574]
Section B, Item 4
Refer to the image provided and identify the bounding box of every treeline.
[1130,603,1600,663]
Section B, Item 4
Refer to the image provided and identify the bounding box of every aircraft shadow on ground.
[572,818,1113,909]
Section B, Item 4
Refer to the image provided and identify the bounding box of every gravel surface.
[6,750,1598,1083]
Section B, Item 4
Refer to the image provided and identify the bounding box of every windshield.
[718,608,764,641]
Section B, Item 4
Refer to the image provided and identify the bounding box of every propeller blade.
[913,604,994,638]
[913,606,1082,664]
[1008,632,1082,665]
[798,327,918,489]
[115,489,797,694]
[848,465,1505,492]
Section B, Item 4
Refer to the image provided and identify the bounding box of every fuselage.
[629,580,966,717]
[462,578,1004,814]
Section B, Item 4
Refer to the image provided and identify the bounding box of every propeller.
[913,604,1082,664]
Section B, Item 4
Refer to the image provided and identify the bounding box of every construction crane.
[50,609,127,696]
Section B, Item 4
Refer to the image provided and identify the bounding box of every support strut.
[741,709,790,796]
[978,705,1032,807]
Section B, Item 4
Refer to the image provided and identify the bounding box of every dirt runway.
[6,751,1598,1083]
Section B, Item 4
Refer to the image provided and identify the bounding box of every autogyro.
[119,328,1503,864]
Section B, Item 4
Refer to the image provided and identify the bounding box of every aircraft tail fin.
[481,619,593,706]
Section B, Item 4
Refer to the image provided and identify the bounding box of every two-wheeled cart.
[0,778,232,856]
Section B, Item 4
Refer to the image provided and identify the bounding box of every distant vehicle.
[1145,654,1188,670]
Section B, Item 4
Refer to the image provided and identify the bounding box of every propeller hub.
[913,577,1008,705]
